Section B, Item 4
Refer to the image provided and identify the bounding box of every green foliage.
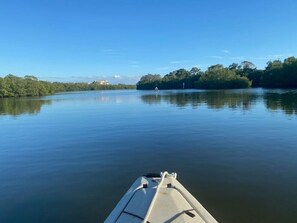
[247,70,264,87]
[137,65,250,90]
[139,74,162,83]
[228,61,261,87]
[262,57,297,88]
[190,67,202,75]
[136,74,162,90]
[137,56,297,90]
[0,75,135,98]
[195,66,251,89]
[239,61,256,71]
[24,75,38,81]
[137,68,201,90]
[208,64,224,71]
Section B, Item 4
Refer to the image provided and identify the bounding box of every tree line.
[137,57,297,90]
[0,74,135,98]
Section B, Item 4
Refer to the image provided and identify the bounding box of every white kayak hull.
[105,172,218,223]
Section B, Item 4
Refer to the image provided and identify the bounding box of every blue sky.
[0,0,297,84]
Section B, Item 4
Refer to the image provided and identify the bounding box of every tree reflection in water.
[141,90,297,115]
[264,91,297,116]
[141,90,258,111]
[0,98,52,117]
[1,90,297,117]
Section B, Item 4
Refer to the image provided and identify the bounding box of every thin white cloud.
[270,54,285,58]
[268,54,292,59]
[222,50,231,54]
[71,75,103,80]
[249,54,292,61]
[44,76,68,80]
[207,55,244,61]
[156,66,170,70]
[231,56,244,60]
[102,49,113,53]
[250,57,268,60]
[41,74,140,84]
[129,61,140,68]
[170,60,182,64]
[110,75,142,84]
[208,56,223,59]
[101,49,120,55]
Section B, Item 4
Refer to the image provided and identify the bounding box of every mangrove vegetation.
[137,57,297,90]
[0,74,135,98]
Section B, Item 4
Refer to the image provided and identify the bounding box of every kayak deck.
[105,172,218,223]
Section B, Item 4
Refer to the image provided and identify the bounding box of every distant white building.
[94,80,109,85]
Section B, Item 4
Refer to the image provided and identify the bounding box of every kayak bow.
[105,171,218,223]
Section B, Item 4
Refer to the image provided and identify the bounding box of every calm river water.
[0,89,297,223]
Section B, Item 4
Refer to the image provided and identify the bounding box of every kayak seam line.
[122,211,144,220]
[114,186,144,222]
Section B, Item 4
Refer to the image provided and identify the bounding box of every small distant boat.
[154,87,159,91]
[105,171,218,223]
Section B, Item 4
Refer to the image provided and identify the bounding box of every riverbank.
[0,74,135,98]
